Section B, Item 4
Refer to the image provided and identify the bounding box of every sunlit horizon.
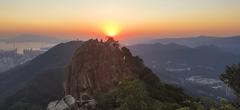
[0,0,240,39]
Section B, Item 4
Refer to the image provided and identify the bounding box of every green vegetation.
[220,64,240,98]
[96,79,185,110]
[96,79,238,110]
[220,63,240,107]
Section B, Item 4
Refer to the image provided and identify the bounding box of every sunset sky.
[0,0,240,39]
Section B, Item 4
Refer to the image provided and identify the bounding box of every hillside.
[0,41,83,109]
[2,68,64,110]
[128,43,240,99]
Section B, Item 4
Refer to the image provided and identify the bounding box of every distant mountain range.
[151,36,240,54]
[128,43,240,99]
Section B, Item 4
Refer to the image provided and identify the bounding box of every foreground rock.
[47,95,75,110]
[47,95,96,110]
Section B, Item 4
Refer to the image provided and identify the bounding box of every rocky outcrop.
[47,95,96,110]
[48,37,162,110]
[64,38,134,98]
[47,95,75,110]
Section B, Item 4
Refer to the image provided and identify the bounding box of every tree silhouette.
[220,63,240,105]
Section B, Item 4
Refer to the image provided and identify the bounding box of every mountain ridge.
[0,41,83,107]
[151,36,240,54]
[48,38,189,110]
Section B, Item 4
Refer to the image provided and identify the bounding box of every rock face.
[48,38,162,110]
[64,38,134,99]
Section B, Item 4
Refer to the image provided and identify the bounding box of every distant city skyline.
[0,0,240,40]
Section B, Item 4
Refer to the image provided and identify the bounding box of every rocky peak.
[48,37,162,110]
[64,37,135,101]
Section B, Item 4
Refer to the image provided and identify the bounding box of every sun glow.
[103,22,120,37]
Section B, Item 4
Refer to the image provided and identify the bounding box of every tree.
[220,63,240,105]
[219,99,237,110]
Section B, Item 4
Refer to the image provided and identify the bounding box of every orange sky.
[0,0,240,39]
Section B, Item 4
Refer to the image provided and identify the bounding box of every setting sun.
[103,22,120,37]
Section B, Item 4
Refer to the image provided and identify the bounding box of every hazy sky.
[0,0,240,39]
